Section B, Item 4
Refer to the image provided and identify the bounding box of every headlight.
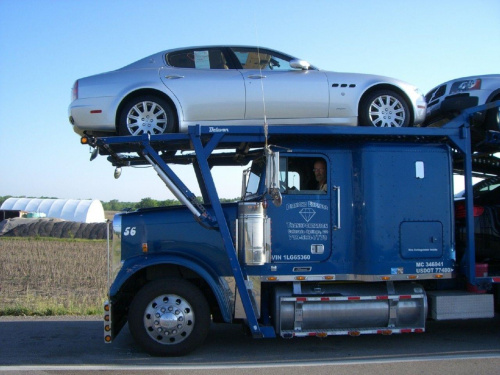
[450,79,481,95]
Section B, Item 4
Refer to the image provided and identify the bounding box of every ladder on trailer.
[84,101,500,337]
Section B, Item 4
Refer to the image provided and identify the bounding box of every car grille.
[425,85,447,106]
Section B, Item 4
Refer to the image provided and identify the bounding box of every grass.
[0,237,107,316]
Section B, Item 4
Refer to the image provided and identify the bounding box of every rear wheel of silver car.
[128,278,210,356]
[359,90,411,127]
[118,95,176,135]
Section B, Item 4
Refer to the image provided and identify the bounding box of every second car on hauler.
[68,45,426,136]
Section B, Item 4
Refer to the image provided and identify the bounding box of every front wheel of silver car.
[118,95,176,136]
[359,90,411,127]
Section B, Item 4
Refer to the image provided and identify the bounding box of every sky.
[1,0,499,202]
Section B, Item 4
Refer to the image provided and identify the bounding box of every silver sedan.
[69,46,427,136]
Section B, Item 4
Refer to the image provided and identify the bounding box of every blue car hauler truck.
[82,102,500,356]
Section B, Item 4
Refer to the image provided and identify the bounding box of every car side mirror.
[290,59,311,70]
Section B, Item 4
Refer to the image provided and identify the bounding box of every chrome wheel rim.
[143,294,195,345]
[368,95,406,127]
[126,101,168,135]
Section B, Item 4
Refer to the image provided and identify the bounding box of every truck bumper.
[104,300,127,344]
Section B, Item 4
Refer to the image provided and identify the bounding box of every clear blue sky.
[1,0,499,202]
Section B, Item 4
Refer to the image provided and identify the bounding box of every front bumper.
[426,94,479,125]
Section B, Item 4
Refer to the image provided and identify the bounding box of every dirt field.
[0,237,107,315]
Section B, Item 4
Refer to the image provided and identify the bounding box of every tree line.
[0,196,239,212]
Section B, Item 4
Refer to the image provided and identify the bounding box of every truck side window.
[279,157,327,194]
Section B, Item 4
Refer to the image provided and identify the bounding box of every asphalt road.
[0,315,499,374]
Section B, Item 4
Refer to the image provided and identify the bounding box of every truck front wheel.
[128,278,210,356]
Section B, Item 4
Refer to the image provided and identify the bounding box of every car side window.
[230,47,295,71]
[279,156,328,194]
[166,49,228,69]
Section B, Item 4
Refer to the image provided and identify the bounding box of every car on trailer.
[425,74,500,128]
[69,45,426,137]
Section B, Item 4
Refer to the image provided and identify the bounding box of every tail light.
[71,80,79,101]
[455,201,484,219]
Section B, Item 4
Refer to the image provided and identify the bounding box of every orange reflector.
[105,335,112,343]
[267,277,278,281]
[434,274,444,279]
[317,332,328,338]
[324,276,334,280]
[295,276,306,281]
[407,275,417,280]
[80,136,89,145]
[348,331,360,337]
[105,325,111,332]
[378,329,392,335]
[142,243,148,253]
[104,304,110,312]
[104,315,109,322]
[381,276,391,281]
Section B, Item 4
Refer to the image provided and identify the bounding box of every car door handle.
[248,75,266,79]
[164,75,184,79]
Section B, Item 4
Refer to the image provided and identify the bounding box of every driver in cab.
[313,160,327,192]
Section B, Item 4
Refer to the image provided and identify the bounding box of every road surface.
[0,315,499,374]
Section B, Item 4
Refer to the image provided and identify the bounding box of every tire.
[359,90,411,127]
[128,278,210,356]
[118,95,176,135]
[484,96,500,131]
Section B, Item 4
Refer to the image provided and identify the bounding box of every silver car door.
[160,48,245,121]
[231,48,329,120]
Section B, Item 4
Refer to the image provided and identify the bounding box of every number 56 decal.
[124,227,136,236]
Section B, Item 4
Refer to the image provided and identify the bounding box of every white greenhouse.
[0,198,105,223]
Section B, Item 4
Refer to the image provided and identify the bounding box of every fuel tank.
[273,282,427,335]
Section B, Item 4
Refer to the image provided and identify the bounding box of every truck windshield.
[244,156,265,199]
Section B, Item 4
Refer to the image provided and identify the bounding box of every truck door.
[266,155,333,263]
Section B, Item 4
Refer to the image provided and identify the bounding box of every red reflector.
[400,295,411,299]
[348,296,360,300]
[401,329,412,333]
[492,277,500,282]
[296,297,307,302]
[455,202,484,218]
[376,295,389,300]
[321,297,330,301]
[415,329,424,333]
[90,110,102,114]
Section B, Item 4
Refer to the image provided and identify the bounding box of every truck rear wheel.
[128,278,210,356]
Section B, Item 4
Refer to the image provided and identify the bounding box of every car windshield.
[474,177,500,195]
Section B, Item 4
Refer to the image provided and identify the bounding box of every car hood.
[427,74,500,93]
